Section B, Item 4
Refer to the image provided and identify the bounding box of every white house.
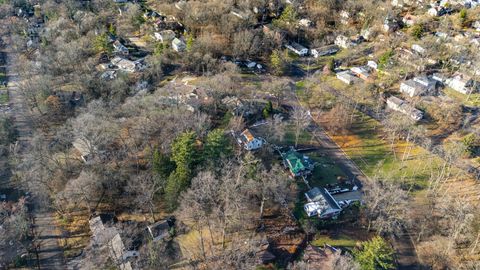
[432,73,447,83]
[285,42,309,56]
[400,76,436,97]
[350,66,371,81]
[391,0,411,7]
[386,96,423,121]
[472,21,480,31]
[238,129,264,150]
[412,44,426,55]
[447,72,478,94]
[340,10,351,25]
[304,187,342,219]
[172,38,186,52]
[383,16,398,33]
[367,61,378,70]
[361,27,376,41]
[336,71,358,85]
[111,57,143,73]
[311,45,339,58]
[400,80,426,97]
[113,40,129,55]
[298,18,313,27]
[335,35,355,49]
[153,30,176,43]
[88,216,137,270]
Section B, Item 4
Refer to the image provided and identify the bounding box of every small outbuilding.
[336,71,358,85]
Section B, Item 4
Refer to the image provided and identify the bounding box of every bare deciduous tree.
[126,173,163,221]
[291,106,310,147]
[363,179,410,236]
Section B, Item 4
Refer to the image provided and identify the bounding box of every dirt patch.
[260,207,306,267]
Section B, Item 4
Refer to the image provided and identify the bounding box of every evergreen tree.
[270,50,284,75]
[93,33,113,54]
[186,33,194,52]
[164,131,198,209]
[353,236,395,270]
[274,5,297,26]
[203,129,231,164]
[152,149,175,180]
[262,101,273,119]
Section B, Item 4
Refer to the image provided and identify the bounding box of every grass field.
[443,87,480,106]
[311,234,358,250]
[0,91,9,104]
[325,112,445,190]
[309,154,347,187]
[0,72,5,87]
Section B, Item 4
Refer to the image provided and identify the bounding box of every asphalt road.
[6,51,66,270]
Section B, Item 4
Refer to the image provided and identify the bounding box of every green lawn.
[309,154,346,187]
[282,125,314,146]
[0,92,8,104]
[311,234,357,250]
[0,72,6,86]
[443,87,480,106]
[329,112,445,190]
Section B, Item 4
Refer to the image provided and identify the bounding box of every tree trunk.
[259,198,265,219]
[470,232,480,254]
[149,203,155,222]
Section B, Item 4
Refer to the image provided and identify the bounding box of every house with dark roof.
[304,187,342,219]
[311,45,339,58]
[285,42,309,56]
[147,217,175,242]
[386,96,423,121]
[113,40,129,56]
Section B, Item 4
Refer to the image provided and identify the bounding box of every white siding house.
[447,73,477,94]
[304,187,342,219]
[311,45,339,58]
[172,38,186,52]
[336,71,358,85]
[285,42,309,56]
[238,129,264,150]
[386,96,423,121]
[153,30,176,43]
[335,35,355,49]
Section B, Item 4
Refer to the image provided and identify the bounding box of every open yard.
[443,87,480,107]
[0,90,8,103]
[320,112,446,190]
[311,234,357,250]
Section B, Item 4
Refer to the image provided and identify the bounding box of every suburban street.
[5,50,65,270]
